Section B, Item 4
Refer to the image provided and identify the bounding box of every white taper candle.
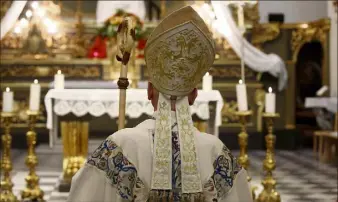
[236,79,248,111]
[2,87,14,112]
[265,87,276,113]
[203,72,213,91]
[29,79,41,111]
[54,70,65,90]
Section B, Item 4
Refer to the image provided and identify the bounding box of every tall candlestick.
[241,34,245,83]
[29,79,41,111]
[236,79,248,111]
[203,72,213,91]
[237,3,246,83]
[2,87,13,112]
[237,4,244,28]
[54,70,65,90]
[265,87,276,113]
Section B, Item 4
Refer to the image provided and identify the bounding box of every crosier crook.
[116,17,136,130]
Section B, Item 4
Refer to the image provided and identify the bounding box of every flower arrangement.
[88,9,149,59]
[98,9,147,40]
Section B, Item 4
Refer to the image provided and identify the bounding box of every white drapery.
[0,1,27,40]
[197,1,288,91]
[96,1,146,24]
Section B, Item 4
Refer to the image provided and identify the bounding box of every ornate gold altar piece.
[257,113,281,202]
[61,121,88,182]
[0,112,17,202]
[21,110,44,202]
[234,110,257,200]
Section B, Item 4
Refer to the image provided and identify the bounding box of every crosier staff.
[116,17,136,130]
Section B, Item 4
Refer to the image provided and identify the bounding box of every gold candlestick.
[257,113,281,202]
[235,110,252,179]
[0,112,17,202]
[235,110,257,200]
[21,110,44,201]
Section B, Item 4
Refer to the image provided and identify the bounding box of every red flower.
[87,36,107,59]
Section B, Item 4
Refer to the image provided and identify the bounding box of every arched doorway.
[295,41,324,146]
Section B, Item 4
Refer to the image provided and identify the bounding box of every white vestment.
[67,112,253,202]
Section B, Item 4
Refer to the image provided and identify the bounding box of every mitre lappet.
[145,5,215,197]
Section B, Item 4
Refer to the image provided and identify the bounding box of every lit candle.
[29,79,41,111]
[54,70,65,90]
[236,79,248,111]
[203,72,213,91]
[2,87,13,112]
[265,87,276,113]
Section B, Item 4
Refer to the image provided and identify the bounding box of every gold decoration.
[215,38,239,60]
[291,18,330,61]
[0,1,12,20]
[0,112,17,202]
[0,65,101,79]
[291,18,330,86]
[61,121,88,183]
[234,110,257,200]
[21,110,44,202]
[222,100,239,124]
[255,89,266,132]
[209,66,256,79]
[257,113,281,202]
[252,23,280,50]
[228,1,259,27]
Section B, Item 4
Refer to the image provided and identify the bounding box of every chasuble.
[67,113,252,202]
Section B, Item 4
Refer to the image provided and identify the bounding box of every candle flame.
[268,87,272,93]
[5,87,10,92]
[34,79,38,84]
[57,70,61,74]
[239,79,243,84]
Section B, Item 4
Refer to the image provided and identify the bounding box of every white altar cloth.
[44,89,224,132]
[305,97,338,113]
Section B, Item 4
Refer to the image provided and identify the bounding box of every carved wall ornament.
[209,66,256,79]
[252,23,280,50]
[221,99,240,124]
[291,18,330,61]
[0,65,102,79]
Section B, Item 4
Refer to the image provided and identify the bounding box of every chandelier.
[12,1,63,41]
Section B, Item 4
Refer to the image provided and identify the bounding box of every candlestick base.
[257,113,281,202]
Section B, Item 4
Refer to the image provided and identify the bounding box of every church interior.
[0,0,337,201]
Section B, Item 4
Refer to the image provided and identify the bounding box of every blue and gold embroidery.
[87,139,140,201]
[213,145,241,199]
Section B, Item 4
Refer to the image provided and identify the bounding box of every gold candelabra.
[235,110,257,200]
[21,110,44,202]
[0,112,17,202]
[257,113,281,202]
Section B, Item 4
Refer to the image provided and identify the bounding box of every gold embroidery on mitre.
[145,6,215,97]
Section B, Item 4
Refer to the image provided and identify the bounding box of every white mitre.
[144,6,215,197]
